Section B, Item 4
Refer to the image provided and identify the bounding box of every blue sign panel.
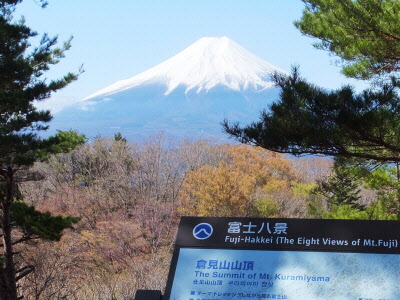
[170,248,400,300]
[163,217,400,300]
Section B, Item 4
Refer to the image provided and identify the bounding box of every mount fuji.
[49,37,285,140]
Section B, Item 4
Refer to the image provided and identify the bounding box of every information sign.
[163,217,400,300]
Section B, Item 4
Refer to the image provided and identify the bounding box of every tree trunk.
[0,167,17,300]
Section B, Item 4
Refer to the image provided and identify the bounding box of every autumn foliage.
[179,145,302,217]
[16,135,332,299]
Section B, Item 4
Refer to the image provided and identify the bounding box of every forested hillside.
[14,134,395,299]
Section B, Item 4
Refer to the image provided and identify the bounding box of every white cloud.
[34,95,82,114]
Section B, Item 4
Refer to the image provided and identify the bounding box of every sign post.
[162,216,400,300]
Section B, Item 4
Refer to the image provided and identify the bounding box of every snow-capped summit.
[50,37,285,141]
[84,36,284,100]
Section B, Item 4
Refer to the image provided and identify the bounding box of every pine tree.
[315,158,362,209]
[224,0,400,219]
[0,1,85,299]
[295,0,400,80]
[223,68,400,164]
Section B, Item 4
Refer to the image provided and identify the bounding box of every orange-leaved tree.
[178,145,304,217]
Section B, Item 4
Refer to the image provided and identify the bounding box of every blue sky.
[17,0,367,111]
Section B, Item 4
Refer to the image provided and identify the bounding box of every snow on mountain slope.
[84,36,285,100]
[49,37,286,141]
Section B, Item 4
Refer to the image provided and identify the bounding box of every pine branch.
[15,265,34,282]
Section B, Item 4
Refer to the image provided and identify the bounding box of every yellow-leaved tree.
[179,145,308,217]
